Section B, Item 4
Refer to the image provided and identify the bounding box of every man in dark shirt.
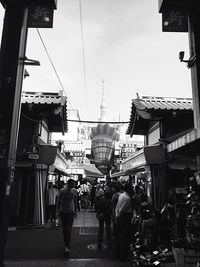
[57,179,77,253]
[96,186,112,249]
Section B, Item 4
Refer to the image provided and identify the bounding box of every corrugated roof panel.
[135,96,193,111]
[21,92,66,105]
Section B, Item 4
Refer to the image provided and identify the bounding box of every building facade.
[9,91,68,226]
[112,95,194,210]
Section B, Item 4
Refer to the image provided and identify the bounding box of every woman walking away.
[57,179,78,254]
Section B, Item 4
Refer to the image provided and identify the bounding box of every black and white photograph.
[0,1,200,267]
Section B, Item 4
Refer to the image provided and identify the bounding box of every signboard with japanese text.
[158,0,188,13]
[27,144,40,160]
[28,5,54,28]
[28,153,39,160]
[162,8,188,32]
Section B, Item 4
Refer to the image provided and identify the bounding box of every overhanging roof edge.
[167,128,200,153]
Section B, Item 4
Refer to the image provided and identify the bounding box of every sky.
[0,0,192,123]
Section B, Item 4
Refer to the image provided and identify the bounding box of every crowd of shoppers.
[93,181,175,262]
[45,178,169,262]
[43,167,200,264]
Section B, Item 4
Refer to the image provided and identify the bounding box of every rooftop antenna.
[99,79,106,122]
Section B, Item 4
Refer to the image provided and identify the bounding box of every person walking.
[80,180,90,210]
[96,185,112,249]
[46,182,58,226]
[115,183,133,262]
[57,179,78,253]
[111,183,121,241]
[90,180,97,209]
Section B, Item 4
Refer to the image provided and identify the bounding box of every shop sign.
[38,146,57,164]
[28,144,40,160]
[28,153,39,160]
[123,149,146,170]
[28,5,54,28]
[70,152,84,157]
[162,8,188,32]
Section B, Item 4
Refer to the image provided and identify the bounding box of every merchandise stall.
[166,129,200,265]
[111,144,166,210]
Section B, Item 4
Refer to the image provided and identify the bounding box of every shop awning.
[124,144,164,168]
[111,145,165,178]
[111,170,126,178]
[167,128,200,153]
[83,164,104,178]
[118,176,129,182]
[38,145,69,175]
[167,156,197,170]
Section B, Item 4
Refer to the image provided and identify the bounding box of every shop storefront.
[9,146,69,227]
[65,163,104,184]
[111,145,166,210]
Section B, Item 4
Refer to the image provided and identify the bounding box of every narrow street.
[0,2,199,267]
[4,209,132,266]
[4,209,176,267]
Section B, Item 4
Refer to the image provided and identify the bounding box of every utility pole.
[0,1,57,265]
[0,1,28,265]
[188,1,200,129]
[188,1,200,170]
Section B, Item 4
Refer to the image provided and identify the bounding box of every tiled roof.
[21,91,66,105]
[126,95,193,136]
[133,96,193,111]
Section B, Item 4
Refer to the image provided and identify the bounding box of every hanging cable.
[79,0,89,117]
[68,119,129,124]
[36,28,74,110]
[22,112,42,123]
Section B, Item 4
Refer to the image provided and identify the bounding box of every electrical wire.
[36,28,74,111]
[68,119,129,124]
[79,0,89,118]
[22,112,41,123]
[35,27,127,125]
[22,112,129,124]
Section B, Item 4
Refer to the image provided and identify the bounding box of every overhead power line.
[36,28,74,110]
[68,119,129,124]
[79,0,89,117]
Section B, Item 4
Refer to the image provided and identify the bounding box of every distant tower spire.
[99,79,106,122]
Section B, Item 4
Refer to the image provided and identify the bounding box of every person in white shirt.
[115,183,133,262]
[46,182,58,224]
[80,181,91,210]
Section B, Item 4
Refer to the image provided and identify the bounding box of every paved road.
[4,210,175,267]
